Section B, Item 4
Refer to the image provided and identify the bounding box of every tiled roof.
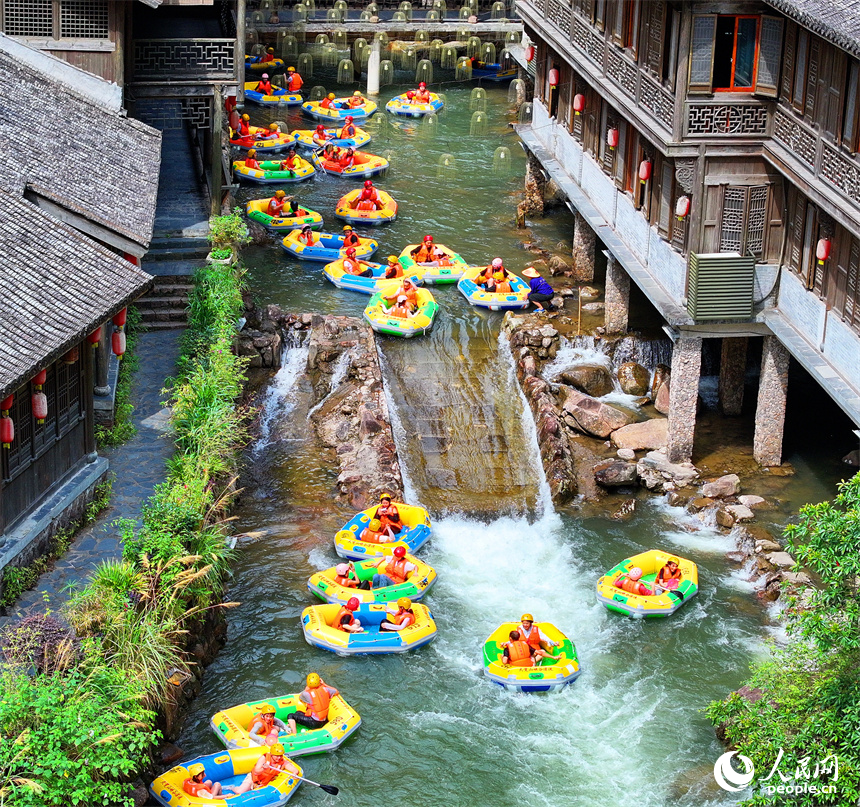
[766,0,860,59]
[0,190,152,400]
[0,48,162,248]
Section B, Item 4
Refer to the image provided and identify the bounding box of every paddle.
[296,773,340,795]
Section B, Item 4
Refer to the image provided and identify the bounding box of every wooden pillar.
[94,321,111,396]
[210,85,224,217]
[84,338,97,461]
[667,336,702,464]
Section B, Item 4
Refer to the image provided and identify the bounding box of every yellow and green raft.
[246,198,323,231]
[334,502,431,560]
[482,622,581,692]
[210,692,360,755]
[363,287,438,338]
[596,550,699,617]
[308,553,437,604]
[398,244,468,284]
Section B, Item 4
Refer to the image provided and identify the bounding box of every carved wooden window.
[611,0,639,55]
[792,29,809,110]
[780,21,797,103]
[613,120,628,188]
[754,16,783,98]
[844,241,860,330]
[657,157,675,238]
[642,0,665,75]
[55,354,82,437]
[842,60,860,152]
[804,37,820,120]
[788,193,819,290]
[689,15,717,93]
[1,0,109,40]
[32,366,57,457]
[662,6,680,90]
[718,185,769,257]
[823,49,847,140]
[4,385,32,481]
[594,0,605,31]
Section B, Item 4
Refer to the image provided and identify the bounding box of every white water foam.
[254,340,309,453]
[307,348,353,417]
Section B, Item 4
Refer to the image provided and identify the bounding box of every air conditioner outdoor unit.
[686,252,755,322]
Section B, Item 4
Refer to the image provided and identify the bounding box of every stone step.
[138,308,188,324]
[150,274,193,287]
[150,236,210,251]
[136,296,189,311]
[140,319,186,331]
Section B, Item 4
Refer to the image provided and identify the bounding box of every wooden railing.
[132,38,237,82]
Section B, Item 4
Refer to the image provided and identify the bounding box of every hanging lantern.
[525,44,535,63]
[32,369,47,389]
[229,108,241,133]
[607,128,619,149]
[1,413,13,449]
[1,394,13,413]
[573,93,585,115]
[638,159,652,184]
[32,390,47,424]
[675,195,691,220]
[63,347,79,365]
[816,238,832,265]
[548,67,559,88]
[112,307,128,328]
[88,326,102,347]
[112,329,127,359]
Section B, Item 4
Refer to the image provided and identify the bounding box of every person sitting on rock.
[360,517,389,543]
[655,558,682,593]
[501,630,535,667]
[284,673,338,735]
[244,148,261,170]
[297,223,316,246]
[372,545,417,588]
[184,763,233,800]
[248,703,284,746]
[342,247,374,278]
[255,73,273,95]
[379,597,416,631]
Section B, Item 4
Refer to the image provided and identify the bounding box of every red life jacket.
[267,198,284,216]
[288,73,303,91]
[384,557,409,585]
[256,81,272,94]
[519,624,543,650]
[245,158,261,170]
[343,232,360,247]
[303,685,331,721]
[238,120,251,137]
[505,640,533,667]
[334,606,355,630]
[298,231,315,246]
[359,187,378,202]
[320,98,333,109]
[335,573,359,587]
[615,575,651,596]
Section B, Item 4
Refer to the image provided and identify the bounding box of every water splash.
[254,337,310,453]
[307,348,353,417]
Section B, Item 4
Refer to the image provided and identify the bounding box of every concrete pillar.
[236,0,247,105]
[367,42,381,96]
[572,211,596,282]
[753,336,790,466]
[604,254,630,334]
[718,337,748,416]
[94,322,111,396]
[667,336,702,464]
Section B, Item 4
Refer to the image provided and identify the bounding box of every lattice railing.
[132,39,236,81]
[685,101,770,137]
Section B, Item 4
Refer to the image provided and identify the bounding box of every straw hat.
[522,267,540,278]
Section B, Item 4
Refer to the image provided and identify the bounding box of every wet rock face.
[610,418,669,450]
[560,385,637,438]
[616,361,651,396]
[593,459,638,487]
[559,364,614,398]
[650,364,670,397]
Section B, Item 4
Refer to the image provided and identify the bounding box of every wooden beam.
[210,86,223,217]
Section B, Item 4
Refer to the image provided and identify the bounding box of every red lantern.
[88,327,102,347]
[607,128,619,149]
[1,394,13,412]
[816,238,832,265]
[1,414,13,448]
[32,369,47,389]
[229,108,241,132]
[63,347,79,365]
[525,45,535,63]
[32,391,47,424]
[638,159,652,184]
[112,307,128,328]
[573,93,585,115]
[112,329,127,359]
[548,67,559,88]
[675,195,691,220]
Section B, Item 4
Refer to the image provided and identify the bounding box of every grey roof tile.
[766,0,860,59]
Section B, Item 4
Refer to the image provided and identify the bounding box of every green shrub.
[207,210,251,250]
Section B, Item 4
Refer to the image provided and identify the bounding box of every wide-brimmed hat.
[522,267,540,278]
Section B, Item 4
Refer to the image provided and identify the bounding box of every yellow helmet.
[269,122,279,130]
[268,47,275,52]
[259,703,276,714]
[353,90,362,96]
[188,763,205,777]
[342,225,353,231]
[288,65,296,71]
[242,113,250,121]
[247,148,257,157]
[368,518,382,531]
[521,613,534,622]
[270,743,285,755]
[387,255,398,262]
[397,597,412,609]
[328,92,336,99]
[275,190,286,199]
[379,492,393,501]
[306,672,321,688]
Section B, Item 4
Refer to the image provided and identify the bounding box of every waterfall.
[254,334,309,453]
[307,347,352,417]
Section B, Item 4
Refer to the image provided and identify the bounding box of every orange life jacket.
[339,152,356,168]
[256,81,272,94]
[519,624,542,650]
[359,187,378,202]
[340,123,356,138]
[391,304,411,319]
[251,711,276,733]
[385,265,403,278]
[252,755,285,788]
[415,90,430,102]
[505,639,533,666]
[384,556,409,585]
[281,155,298,170]
[335,573,359,588]
[245,158,260,170]
[349,96,363,108]
[657,566,682,586]
[362,527,386,543]
[388,608,415,626]
[321,98,333,109]
[303,685,331,721]
[412,244,434,262]
[343,232,360,247]
[298,231,315,246]
[288,73,303,91]
[343,258,363,275]
[334,606,356,630]
[356,200,376,211]
[267,198,284,216]
[496,280,512,293]
[184,779,209,797]
[615,575,650,596]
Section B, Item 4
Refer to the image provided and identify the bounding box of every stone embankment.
[239,302,403,509]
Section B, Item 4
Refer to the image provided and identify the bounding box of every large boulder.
[650,364,670,397]
[702,473,741,499]
[559,364,614,397]
[559,386,636,438]
[654,379,671,414]
[593,459,638,487]
[617,362,650,396]
[611,418,668,450]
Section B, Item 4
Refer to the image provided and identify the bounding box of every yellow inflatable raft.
[334,502,431,560]
[210,691,360,754]
[398,243,469,284]
[335,188,398,225]
[243,80,302,107]
[291,126,371,151]
[245,55,286,72]
[308,553,437,604]
[301,601,437,655]
[482,622,581,692]
[245,197,323,231]
[302,98,378,122]
[364,287,438,338]
[322,257,422,294]
[457,266,531,310]
[150,747,300,807]
[233,156,315,184]
[596,550,699,617]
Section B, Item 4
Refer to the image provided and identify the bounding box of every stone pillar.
[667,336,702,464]
[94,322,111,396]
[520,151,545,216]
[604,254,630,334]
[572,211,596,282]
[718,337,748,416]
[753,336,790,466]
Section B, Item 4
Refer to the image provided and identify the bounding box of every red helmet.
[419,81,426,89]
[346,247,357,255]
[364,180,373,188]
[393,546,406,558]
[423,234,433,242]
[316,124,325,131]
[346,597,360,610]
[345,115,354,122]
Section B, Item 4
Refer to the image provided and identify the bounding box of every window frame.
[0,0,112,47]
[713,15,761,93]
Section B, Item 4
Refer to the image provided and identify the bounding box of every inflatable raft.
[233,157,315,184]
[316,150,389,179]
[291,126,371,151]
[398,244,469,284]
[308,554,437,604]
[243,81,302,107]
[230,126,294,153]
[302,98,378,122]
[334,503,431,560]
[322,258,421,294]
[150,747,301,807]
[301,602,437,655]
[385,91,444,118]
[334,189,398,225]
[246,198,323,232]
[457,266,531,310]
[364,288,438,338]
[245,55,286,72]
[596,550,699,617]
[482,622,581,692]
[472,62,518,81]
[282,230,378,262]
[210,692,361,755]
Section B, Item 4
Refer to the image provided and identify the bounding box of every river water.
[175,83,847,806]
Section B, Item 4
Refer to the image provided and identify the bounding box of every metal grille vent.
[4,0,53,37]
[61,0,108,39]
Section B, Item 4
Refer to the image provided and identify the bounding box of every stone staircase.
[138,235,209,330]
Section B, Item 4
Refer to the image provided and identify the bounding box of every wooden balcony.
[684,98,771,140]
[131,38,237,83]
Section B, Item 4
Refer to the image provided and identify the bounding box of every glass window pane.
[734,18,757,88]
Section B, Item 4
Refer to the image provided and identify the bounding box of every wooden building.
[515,0,860,465]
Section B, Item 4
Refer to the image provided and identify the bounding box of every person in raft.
[255,73,273,95]
[297,223,316,246]
[410,234,436,263]
[231,743,300,794]
[340,116,358,139]
[372,545,418,588]
[333,596,364,633]
[235,113,252,139]
[614,567,652,596]
[518,613,562,662]
[279,148,300,174]
[312,124,331,146]
[342,247,374,278]
[390,295,417,319]
[522,267,556,311]
[284,673,339,735]
[244,148,261,170]
[347,90,365,108]
[360,517,390,543]
[342,225,361,248]
[385,255,404,279]
[320,93,336,111]
[267,189,292,217]
[414,81,431,103]
[258,47,276,64]
[248,703,285,746]
[286,66,303,92]
[478,258,506,291]
[654,557,682,593]
[323,142,343,163]
[335,562,371,590]
[184,763,232,800]
[355,179,383,210]
[259,122,282,141]
[374,492,404,537]
[380,597,416,631]
[501,630,535,667]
